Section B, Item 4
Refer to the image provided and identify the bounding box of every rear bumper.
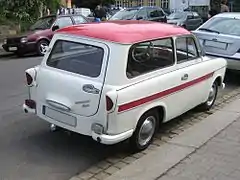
[92,129,134,145]
[2,42,36,54]
[226,59,240,71]
[23,103,133,145]
[206,54,240,70]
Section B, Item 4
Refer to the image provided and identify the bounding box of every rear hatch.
[193,31,240,57]
[193,16,240,57]
[36,36,109,117]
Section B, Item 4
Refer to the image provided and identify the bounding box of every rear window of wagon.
[46,40,104,78]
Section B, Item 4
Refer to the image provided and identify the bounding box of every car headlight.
[3,39,7,44]
[20,37,28,43]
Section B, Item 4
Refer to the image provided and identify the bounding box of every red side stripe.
[118,72,214,112]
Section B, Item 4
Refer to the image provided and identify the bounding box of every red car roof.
[56,20,190,44]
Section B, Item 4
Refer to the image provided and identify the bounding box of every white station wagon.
[23,21,227,151]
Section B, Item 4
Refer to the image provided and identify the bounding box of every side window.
[175,36,198,63]
[54,17,73,28]
[148,8,164,18]
[126,38,174,78]
[73,16,87,24]
[137,8,148,19]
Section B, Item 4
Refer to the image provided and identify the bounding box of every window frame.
[126,37,176,79]
[175,35,200,64]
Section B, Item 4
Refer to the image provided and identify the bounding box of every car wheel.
[198,81,218,111]
[129,110,159,152]
[37,40,49,56]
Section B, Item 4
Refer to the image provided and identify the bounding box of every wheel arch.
[37,37,50,44]
[135,102,167,128]
[215,76,222,87]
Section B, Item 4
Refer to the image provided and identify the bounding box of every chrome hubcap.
[207,83,217,106]
[138,116,156,146]
[39,43,48,54]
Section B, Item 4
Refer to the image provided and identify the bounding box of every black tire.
[37,39,49,56]
[198,81,218,111]
[129,110,159,152]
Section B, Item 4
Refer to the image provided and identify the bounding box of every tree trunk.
[210,0,221,12]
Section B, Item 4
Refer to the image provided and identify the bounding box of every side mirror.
[136,16,143,20]
[52,25,60,31]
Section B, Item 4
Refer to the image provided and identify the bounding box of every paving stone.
[69,177,81,180]
[104,166,119,175]
[77,172,94,180]
[87,166,103,174]
[96,161,111,170]
[122,156,137,164]
[113,161,128,169]
[94,171,110,180]
[158,117,240,180]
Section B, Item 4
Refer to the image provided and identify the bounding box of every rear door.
[194,17,240,57]
[37,34,109,117]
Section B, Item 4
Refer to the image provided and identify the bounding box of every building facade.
[114,0,209,13]
[114,0,170,9]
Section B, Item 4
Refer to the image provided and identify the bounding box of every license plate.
[204,40,227,50]
[43,106,77,127]
[9,47,17,51]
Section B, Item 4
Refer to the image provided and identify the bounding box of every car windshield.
[30,16,56,30]
[109,9,138,20]
[199,17,240,36]
[167,12,186,20]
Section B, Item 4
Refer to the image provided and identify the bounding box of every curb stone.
[70,87,240,180]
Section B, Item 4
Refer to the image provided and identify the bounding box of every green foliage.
[72,0,115,9]
[0,0,60,31]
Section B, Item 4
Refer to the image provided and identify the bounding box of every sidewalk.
[106,99,240,180]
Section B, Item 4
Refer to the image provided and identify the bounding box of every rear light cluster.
[106,96,114,111]
[26,72,33,86]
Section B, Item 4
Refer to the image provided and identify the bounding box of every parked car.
[2,14,89,56]
[109,6,167,23]
[167,11,203,30]
[192,12,240,71]
[23,20,226,151]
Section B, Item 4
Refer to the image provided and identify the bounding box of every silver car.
[192,12,240,70]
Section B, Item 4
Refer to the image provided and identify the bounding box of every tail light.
[26,72,33,86]
[25,99,36,109]
[106,96,114,111]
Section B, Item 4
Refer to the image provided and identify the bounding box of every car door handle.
[181,74,189,81]
[82,84,100,94]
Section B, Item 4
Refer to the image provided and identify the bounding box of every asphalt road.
[0,55,239,180]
